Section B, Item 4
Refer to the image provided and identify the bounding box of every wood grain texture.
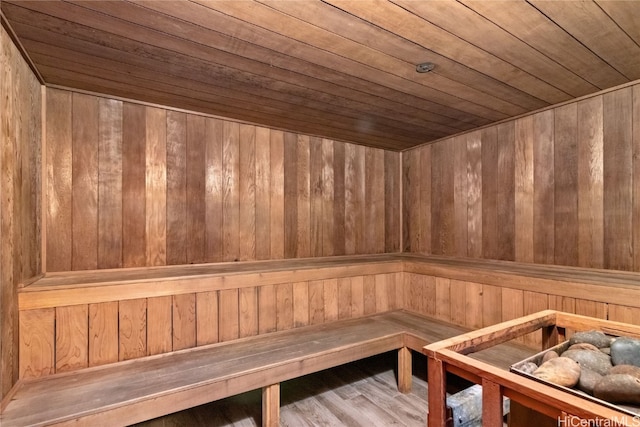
[88,302,118,366]
[55,305,88,372]
[578,96,604,268]
[173,293,196,349]
[603,88,633,270]
[147,296,172,355]
[533,110,555,265]
[166,111,187,265]
[19,309,54,379]
[205,118,223,262]
[45,88,72,271]
[219,289,239,342]
[196,291,218,346]
[97,98,123,269]
[122,103,147,268]
[45,89,402,270]
[239,124,256,261]
[402,82,640,272]
[119,298,147,360]
[2,27,42,398]
[186,115,206,264]
[258,285,275,334]
[71,93,98,270]
[145,107,167,267]
[238,286,259,338]
[554,103,578,266]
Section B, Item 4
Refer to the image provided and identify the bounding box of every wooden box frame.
[424,310,640,427]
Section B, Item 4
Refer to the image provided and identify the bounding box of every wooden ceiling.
[3,1,640,150]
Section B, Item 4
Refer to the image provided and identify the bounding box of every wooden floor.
[133,351,459,427]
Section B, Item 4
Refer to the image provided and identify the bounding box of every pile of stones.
[517,331,640,409]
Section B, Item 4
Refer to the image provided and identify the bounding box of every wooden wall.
[403,82,640,271]
[45,88,401,272]
[0,24,42,399]
[19,271,402,378]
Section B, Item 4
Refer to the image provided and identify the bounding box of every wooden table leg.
[262,383,280,427]
[398,346,412,393]
[427,356,447,427]
[481,378,503,427]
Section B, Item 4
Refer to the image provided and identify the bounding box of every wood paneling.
[1,24,42,398]
[45,89,401,271]
[5,0,639,149]
[403,81,640,272]
[18,267,404,376]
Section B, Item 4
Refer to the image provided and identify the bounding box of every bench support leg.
[398,346,412,393]
[262,383,280,427]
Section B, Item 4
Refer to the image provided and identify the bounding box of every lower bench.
[1,310,532,427]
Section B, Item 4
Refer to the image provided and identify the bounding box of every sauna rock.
[569,331,612,349]
[533,357,581,388]
[611,338,640,367]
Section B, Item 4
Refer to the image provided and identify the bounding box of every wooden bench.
[0,310,532,427]
[8,253,640,426]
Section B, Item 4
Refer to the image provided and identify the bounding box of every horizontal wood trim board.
[19,255,640,310]
[19,262,403,311]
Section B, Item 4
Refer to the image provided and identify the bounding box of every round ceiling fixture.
[416,62,435,73]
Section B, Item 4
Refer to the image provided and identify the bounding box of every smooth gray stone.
[576,368,602,395]
[569,330,612,348]
[611,337,640,367]
[562,349,612,376]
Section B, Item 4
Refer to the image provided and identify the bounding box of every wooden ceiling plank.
[16,1,486,131]
[528,0,640,81]
[207,0,528,118]
[459,0,628,90]
[260,0,549,112]
[33,53,427,149]
[76,0,489,125]
[393,0,599,98]
[595,1,640,48]
[29,45,439,145]
[41,68,418,151]
[324,0,573,105]
[3,1,477,135]
[187,0,511,121]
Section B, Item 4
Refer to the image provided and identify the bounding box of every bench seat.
[1,310,532,427]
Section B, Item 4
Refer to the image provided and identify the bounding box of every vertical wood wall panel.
[554,104,578,266]
[55,305,88,372]
[2,26,42,398]
[255,127,271,260]
[186,116,207,264]
[45,89,72,271]
[122,103,147,268]
[239,124,256,261]
[97,99,123,269]
[577,97,604,268]
[205,118,223,262]
[19,309,54,380]
[146,296,172,355]
[270,130,285,259]
[118,298,147,360]
[71,93,98,270]
[172,293,196,350]
[166,111,187,265]
[533,110,555,264]
[196,291,218,346]
[603,88,633,270]
[44,89,400,271]
[88,302,118,366]
[145,107,167,266]
[403,81,640,272]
